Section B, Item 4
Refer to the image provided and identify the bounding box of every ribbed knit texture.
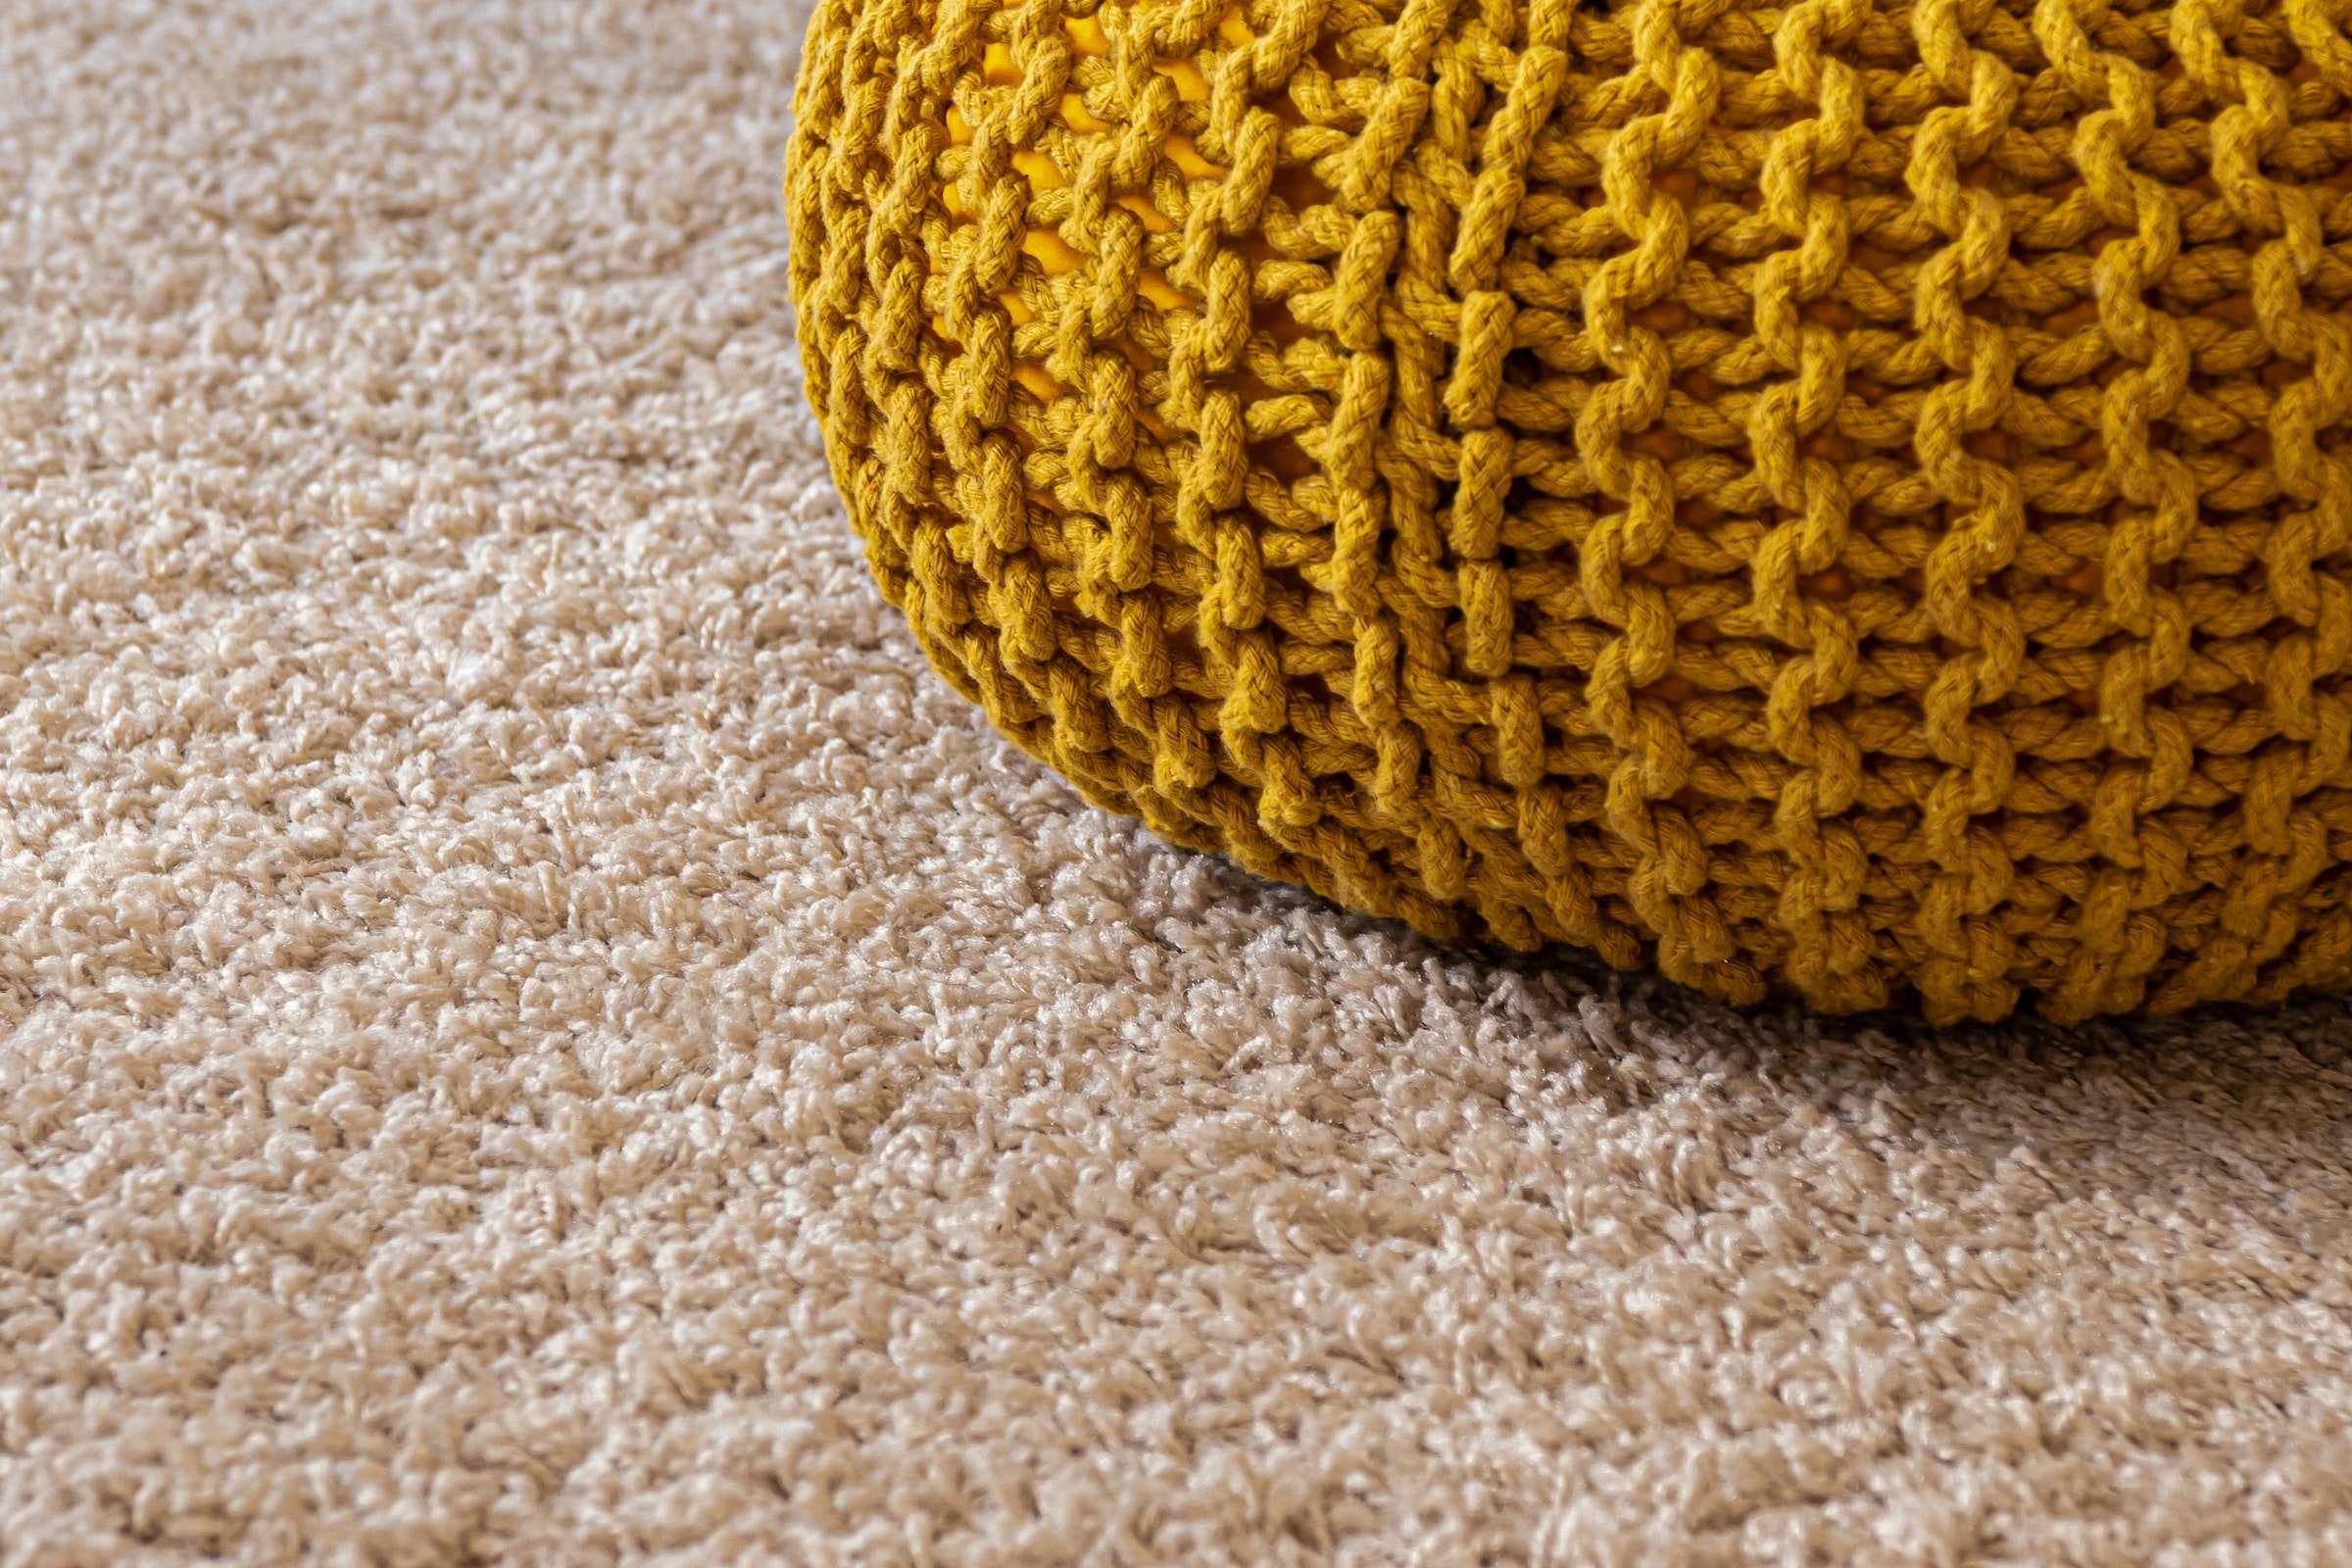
[787,0,2352,1022]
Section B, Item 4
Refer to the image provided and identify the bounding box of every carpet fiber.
[4,2,2352,1563]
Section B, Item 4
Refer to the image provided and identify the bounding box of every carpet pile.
[2,2,2350,1563]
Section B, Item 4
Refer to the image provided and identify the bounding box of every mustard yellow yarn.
[787,0,2352,1022]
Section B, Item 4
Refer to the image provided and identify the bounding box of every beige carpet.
[5,1,2352,1563]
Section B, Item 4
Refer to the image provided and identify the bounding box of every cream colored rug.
[5,2,2352,1563]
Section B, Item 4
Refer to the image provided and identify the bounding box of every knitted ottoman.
[787,0,2352,1022]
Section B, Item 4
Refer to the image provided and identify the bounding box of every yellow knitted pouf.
[787,0,2352,1021]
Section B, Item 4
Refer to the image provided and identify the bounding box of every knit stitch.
[788,0,2352,1022]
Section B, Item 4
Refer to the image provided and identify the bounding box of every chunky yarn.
[788,0,2352,1021]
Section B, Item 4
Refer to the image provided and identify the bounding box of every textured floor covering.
[3,1,2352,1563]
